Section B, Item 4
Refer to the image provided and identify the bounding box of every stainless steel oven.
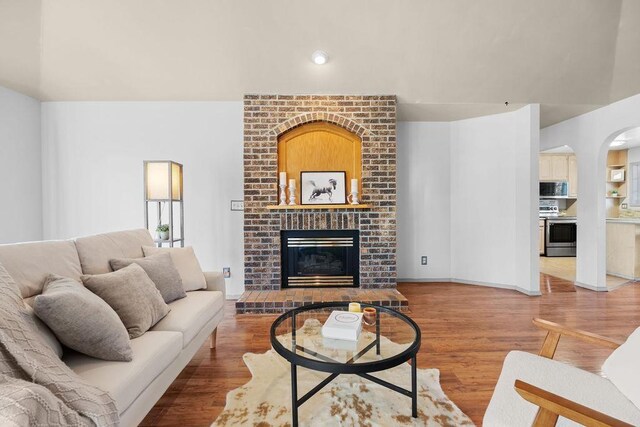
[545,218,576,257]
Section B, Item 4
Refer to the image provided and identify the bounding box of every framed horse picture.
[300,171,347,205]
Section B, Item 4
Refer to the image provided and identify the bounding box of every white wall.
[628,147,640,166]
[41,101,245,297]
[450,106,540,294]
[397,107,540,295]
[0,86,42,243]
[39,100,542,297]
[541,93,640,290]
[397,122,451,280]
[514,105,541,294]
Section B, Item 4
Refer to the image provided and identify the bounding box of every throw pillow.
[109,253,186,303]
[33,274,133,361]
[81,263,169,339]
[602,326,640,408]
[24,303,64,358]
[142,246,206,291]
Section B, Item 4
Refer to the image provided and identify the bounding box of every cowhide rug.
[212,319,474,426]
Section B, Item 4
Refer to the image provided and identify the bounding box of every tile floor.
[539,256,635,288]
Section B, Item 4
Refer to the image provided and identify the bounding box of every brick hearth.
[235,288,408,314]
[238,94,400,312]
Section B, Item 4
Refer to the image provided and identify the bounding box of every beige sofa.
[0,229,225,426]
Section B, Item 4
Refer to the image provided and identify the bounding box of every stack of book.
[321,310,363,341]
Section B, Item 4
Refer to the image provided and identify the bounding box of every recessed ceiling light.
[610,139,626,147]
[311,50,328,65]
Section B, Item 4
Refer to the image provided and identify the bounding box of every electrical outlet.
[223,267,231,278]
[230,200,244,211]
[621,203,628,209]
[421,256,428,265]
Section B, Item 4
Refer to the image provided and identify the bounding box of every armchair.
[483,319,640,426]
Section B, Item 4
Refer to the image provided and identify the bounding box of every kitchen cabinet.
[551,156,569,180]
[606,220,640,280]
[540,154,568,181]
[539,156,553,180]
[539,219,545,255]
[568,155,578,197]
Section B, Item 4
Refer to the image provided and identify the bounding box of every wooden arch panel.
[278,122,362,202]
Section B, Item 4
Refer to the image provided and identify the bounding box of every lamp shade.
[144,161,182,200]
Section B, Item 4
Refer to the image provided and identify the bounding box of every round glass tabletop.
[270,302,421,374]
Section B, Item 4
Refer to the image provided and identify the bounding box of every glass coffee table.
[270,302,421,427]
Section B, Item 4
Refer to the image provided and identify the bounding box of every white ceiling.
[1,0,639,127]
[611,127,640,150]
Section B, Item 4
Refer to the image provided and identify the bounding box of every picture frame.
[300,171,347,205]
[610,169,625,182]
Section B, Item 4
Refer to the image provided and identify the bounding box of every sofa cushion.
[81,264,169,339]
[64,331,182,415]
[603,326,640,409]
[142,246,206,291]
[484,350,640,426]
[110,253,186,303]
[75,229,154,275]
[34,274,133,361]
[151,290,224,347]
[0,240,82,298]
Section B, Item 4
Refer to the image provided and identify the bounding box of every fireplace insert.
[281,230,359,288]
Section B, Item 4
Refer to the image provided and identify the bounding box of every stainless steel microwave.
[540,181,568,198]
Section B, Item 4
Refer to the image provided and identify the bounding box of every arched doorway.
[602,127,640,289]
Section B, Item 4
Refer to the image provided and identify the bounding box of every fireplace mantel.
[266,204,371,210]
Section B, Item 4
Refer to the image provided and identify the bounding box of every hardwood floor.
[142,281,640,426]
[539,271,577,293]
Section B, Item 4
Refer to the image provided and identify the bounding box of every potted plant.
[156,224,170,240]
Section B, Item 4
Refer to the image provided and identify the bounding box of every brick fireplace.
[238,95,400,312]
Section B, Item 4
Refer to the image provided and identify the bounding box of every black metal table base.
[289,351,418,426]
[271,303,422,427]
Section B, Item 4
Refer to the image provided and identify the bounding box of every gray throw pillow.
[142,246,207,291]
[109,253,186,303]
[81,263,169,339]
[33,274,133,361]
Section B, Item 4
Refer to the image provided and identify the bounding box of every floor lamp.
[143,160,184,248]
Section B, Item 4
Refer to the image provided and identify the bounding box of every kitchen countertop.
[606,218,640,224]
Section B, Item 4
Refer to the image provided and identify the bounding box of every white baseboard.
[397,277,542,296]
[397,278,451,283]
[606,271,635,281]
[226,294,242,300]
[573,281,608,292]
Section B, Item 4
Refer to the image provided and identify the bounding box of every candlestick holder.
[347,190,359,205]
[288,186,297,206]
[279,184,287,205]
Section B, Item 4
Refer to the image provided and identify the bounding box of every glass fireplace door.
[281,230,359,288]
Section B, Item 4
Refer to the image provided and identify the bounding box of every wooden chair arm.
[514,380,633,427]
[532,318,623,359]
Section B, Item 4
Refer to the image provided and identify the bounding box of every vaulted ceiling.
[1,0,639,127]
